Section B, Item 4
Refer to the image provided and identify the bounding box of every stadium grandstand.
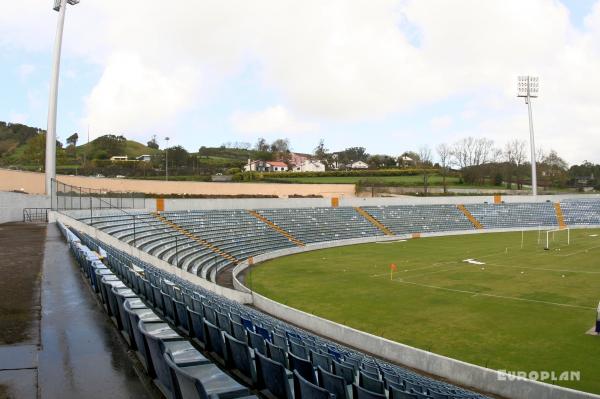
[2,173,594,399]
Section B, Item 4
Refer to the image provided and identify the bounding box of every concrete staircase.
[152,212,238,264]
[554,203,567,229]
[247,210,305,247]
[457,205,484,229]
[354,207,395,236]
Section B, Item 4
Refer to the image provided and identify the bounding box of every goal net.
[544,228,570,250]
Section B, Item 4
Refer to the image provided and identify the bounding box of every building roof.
[269,161,288,167]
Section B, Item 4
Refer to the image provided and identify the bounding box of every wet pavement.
[0,222,157,399]
[37,223,154,399]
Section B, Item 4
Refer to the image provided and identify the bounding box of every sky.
[1,0,599,164]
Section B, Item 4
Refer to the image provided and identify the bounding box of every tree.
[314,139,328,160]
[147,134,159,150]
[66,132,79,147]
[436,143,451,193]
[418,146,433,194]
[166,145,189,167]
[504,140,527,189]
[540,150,568,187]
[255,137,270,152]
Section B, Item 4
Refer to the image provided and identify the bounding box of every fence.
[51,178,145,211]
[23,208,49,223]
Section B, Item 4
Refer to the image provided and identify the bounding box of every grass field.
[249,229,600,394]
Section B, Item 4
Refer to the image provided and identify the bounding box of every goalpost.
[544,228,570,250]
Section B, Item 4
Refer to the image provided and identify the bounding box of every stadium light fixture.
[45,0,80,195]
[517,76,540,196]
[165,137,170,181]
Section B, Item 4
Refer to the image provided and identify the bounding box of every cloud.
[2,0,600,162]
[430,115,453,130]
[83,53,200,138]
[18,64,35,80]
[231,106,317,135]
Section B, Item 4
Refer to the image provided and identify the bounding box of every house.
[136,154,152,162]
[110,155,128,162]
[244,159,289,172]
[349,160,369,169]
[293,159,325,172]
[398,155,416,167]
[268,161,289,172]
[289,152,311,167]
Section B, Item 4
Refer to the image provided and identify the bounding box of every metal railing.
[51,178,145,210]
[23,208,49,223]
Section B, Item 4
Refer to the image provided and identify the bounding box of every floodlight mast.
[45,0,79,195]
[517,76,539,196]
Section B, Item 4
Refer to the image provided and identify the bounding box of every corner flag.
[390,263,397,280]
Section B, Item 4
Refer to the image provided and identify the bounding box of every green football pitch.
[248,228,600,394]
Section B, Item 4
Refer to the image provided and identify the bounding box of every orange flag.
[390,263,397,280]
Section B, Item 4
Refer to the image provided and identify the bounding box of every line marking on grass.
[481,262,600,275]
[391,279,595,310]
[553,244,600,257]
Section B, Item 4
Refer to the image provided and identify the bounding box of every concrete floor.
[0,223,157,399]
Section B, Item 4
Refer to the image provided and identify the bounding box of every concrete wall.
[0,169,354,198]
[50,211,253,304]
[232,229,600,399]
[0,191,50,224]
[149,193,600,211]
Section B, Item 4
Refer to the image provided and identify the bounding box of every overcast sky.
[1,0,599,164]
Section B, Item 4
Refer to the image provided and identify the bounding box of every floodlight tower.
[165,137,170,181]
[517,76,540,196]
[45,0,80,195]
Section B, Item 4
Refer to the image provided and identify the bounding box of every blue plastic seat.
[173,298,190,336]
[223,332,256,386]
[352,384,386,399]
[231,320,248,343]
[332,360,355,385]
[204,320,226,364]
[293,370,334,399]
[317,366,348,399]
[163,351,249,399]
[248,330,267,356]
[310,350,331,372]
[255,325,272,342]
[388,384,418,399]
[289,352,316,384]
[358,372,384,394]
[255,351,293,399]
[187,307,206,348]
[267,341,288,368]
[290,341,308,359]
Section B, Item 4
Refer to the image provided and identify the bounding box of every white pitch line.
[392,280,595,310]
[482,262,600,275]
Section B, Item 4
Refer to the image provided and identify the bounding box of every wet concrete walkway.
[36,223,155,398]
[0,223,159,399]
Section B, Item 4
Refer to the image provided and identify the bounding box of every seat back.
[231,320,248,343]
[205,320,225,361]
[187,307,206,347]
[294,370,333,399]
[310,350,331,372]
[359,372,384,394]
[224,333,255,386]
[248,330,267,355]
[317,366,348,399]
[332,360,355,385]
[289,341,308,359]
[255,325,271,342]
[388,384,418,399]
[273,332,287,349]
[267,341,287,368]
[289,351,316,384]
[352,384,386,399]
[255,351,292,399]
[163,352,202,399]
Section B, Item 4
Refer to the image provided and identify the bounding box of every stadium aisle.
[37,223,156,399]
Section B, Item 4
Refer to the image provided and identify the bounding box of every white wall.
[0,191,50,223]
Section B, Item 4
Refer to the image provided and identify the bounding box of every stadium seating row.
[73,199,600,284]
[59,222,490,399]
